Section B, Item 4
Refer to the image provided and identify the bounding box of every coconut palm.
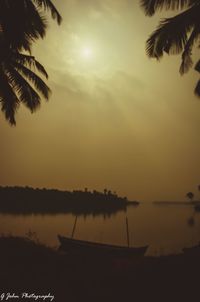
[186,191,194,201]
[140,0,200,97]
[0,0,62,52]
[0,0,61,125]
[0,46,51,125]
[33,0,62,24]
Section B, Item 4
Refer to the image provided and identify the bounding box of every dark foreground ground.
[0,236,200,302]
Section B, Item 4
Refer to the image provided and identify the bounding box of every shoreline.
[1,236,200,301]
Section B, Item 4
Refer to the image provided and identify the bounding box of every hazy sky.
[0,0,200,201]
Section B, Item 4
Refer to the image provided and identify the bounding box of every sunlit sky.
[0,0,200,201]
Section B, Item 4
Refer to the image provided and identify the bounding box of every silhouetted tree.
[0,0,62,52]
[186,191,194,202]
[0,186,131,216]
[0,0,61,124]
[141,0,200,97]
[0,48,50,125]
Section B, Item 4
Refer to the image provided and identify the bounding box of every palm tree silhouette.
[0,0,61,124]
[186,191,194,202]
[0,0,62,52]
[140,0,200,97]
[0,47,50,125]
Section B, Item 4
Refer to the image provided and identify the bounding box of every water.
[0,203,200,256]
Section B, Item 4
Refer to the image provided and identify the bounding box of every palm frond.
[195,59,200,73]
[140,0,192,16]
[179,28,200,74]
[146,18,188,58]
[194,79,200,97]
[6,66,41,112]
[33,0,62,24]
[14,63,51,100]
[12,53,48,79]
[25,0,47,37]
[0,0,47,51]
[0,69,19,125]
[180,49,193,74]
[146,5,198,58]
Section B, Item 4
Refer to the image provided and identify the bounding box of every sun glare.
[81,47,93,58]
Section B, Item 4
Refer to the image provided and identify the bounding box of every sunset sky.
[0,0,200,202]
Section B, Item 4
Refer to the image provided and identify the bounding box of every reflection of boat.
[182,243,200,254]
[58,235,148,257]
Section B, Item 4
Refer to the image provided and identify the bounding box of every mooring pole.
[71,216,78,239]
[126,216,130,248]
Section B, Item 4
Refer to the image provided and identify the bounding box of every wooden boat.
[58,235,148,257]
[58,216,148,257]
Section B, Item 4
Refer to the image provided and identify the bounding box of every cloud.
[49,65,145,105]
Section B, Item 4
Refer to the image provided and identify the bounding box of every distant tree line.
[0,186,138,216]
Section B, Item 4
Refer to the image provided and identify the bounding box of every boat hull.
[58,235,148,257]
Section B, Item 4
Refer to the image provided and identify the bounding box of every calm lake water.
[0,203,200,256]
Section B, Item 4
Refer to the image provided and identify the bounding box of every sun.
[81,47,93,58]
